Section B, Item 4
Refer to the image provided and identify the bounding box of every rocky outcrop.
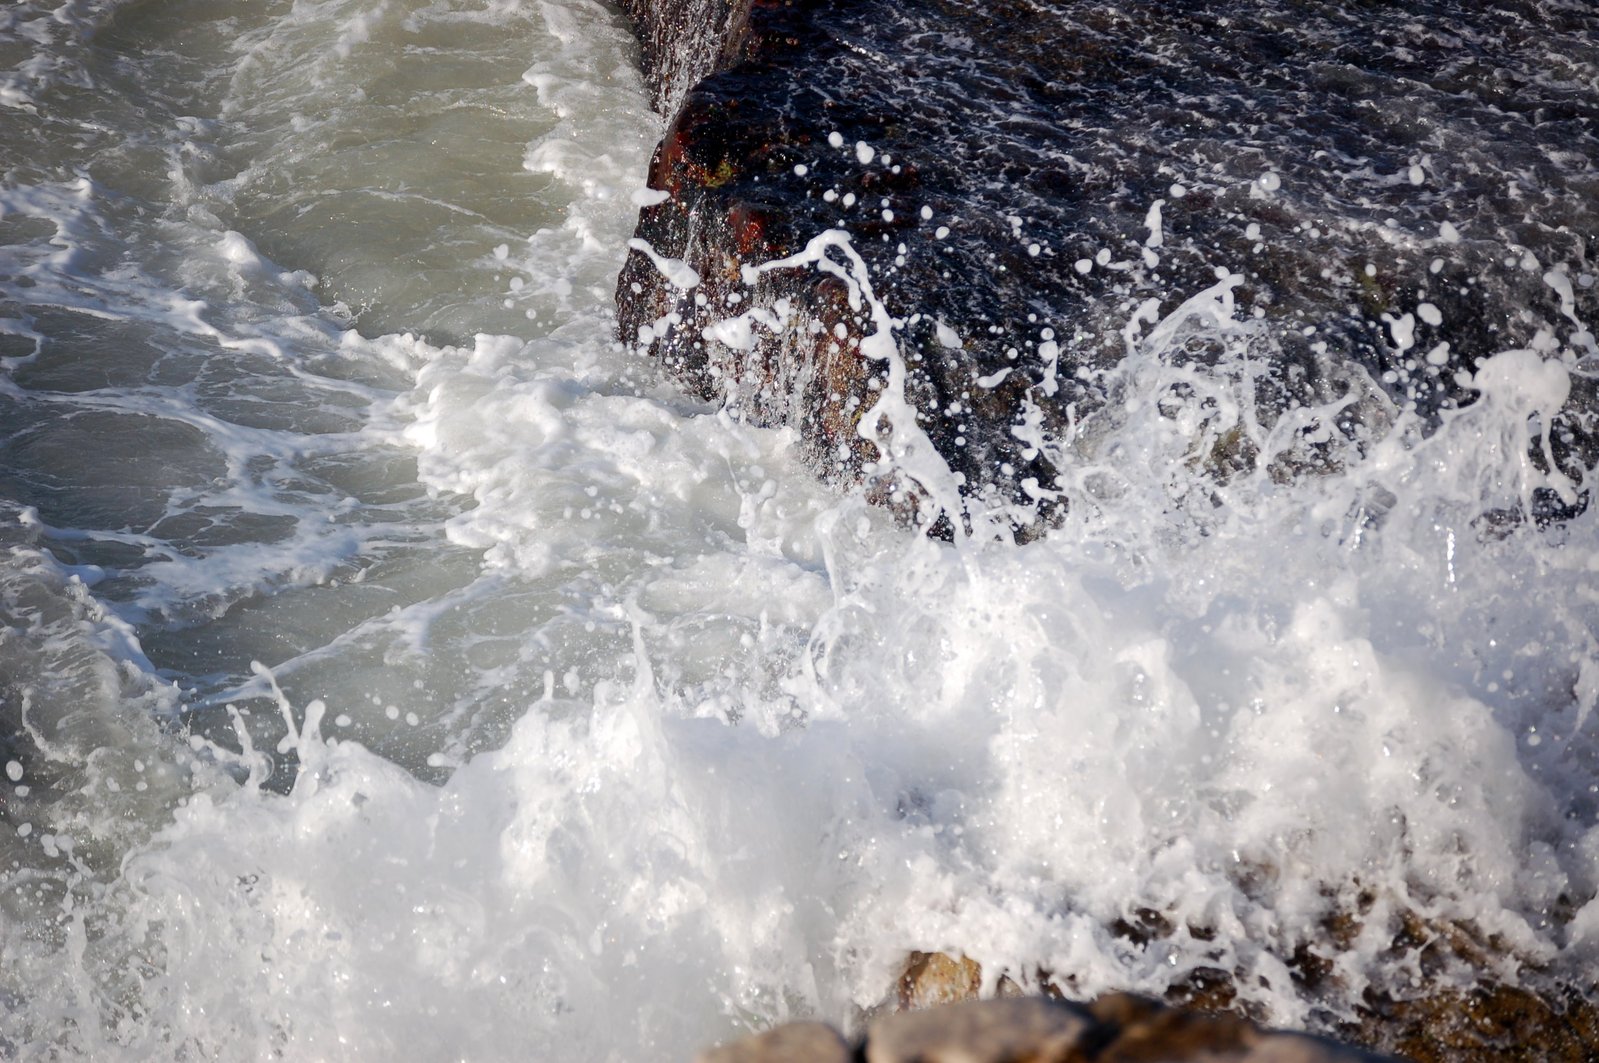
[695,950,1599,1062]
[613,0,1599,538]
[894,950,1599,1063]
[696,994,1390,1063]
[610,0,1599,1055]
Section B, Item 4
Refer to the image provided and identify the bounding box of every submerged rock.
[613,0,1599,537]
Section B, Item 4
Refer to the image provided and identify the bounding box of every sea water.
[1,0,1597,1058]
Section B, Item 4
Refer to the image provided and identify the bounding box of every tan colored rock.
[897,951,1027,1012]
[898,952,985,1012]
[696,1021,853,1063]
[865,996,1095,1063]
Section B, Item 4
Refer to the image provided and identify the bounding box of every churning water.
[1,0,1597,1058]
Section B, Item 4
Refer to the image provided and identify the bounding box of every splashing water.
[2,0,1597,1059]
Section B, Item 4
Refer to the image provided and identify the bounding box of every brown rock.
[1084,993,1378,1063]
[865,997,1094,1063]
[1355,982,1599,1063]
[896,951,1031,1014]
[898,952,985,1012]
[891,947,1599,1062]
[697,1020,855,1063]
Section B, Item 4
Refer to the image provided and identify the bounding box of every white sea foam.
[1,0,1597,1058]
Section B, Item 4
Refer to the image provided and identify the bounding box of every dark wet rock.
[1069,993,1386,1063]
[1353,983,1599,1063]
[613,0,1599,537]
[696,994,1389,1062]
[895,946,1599,1063]
[618,0,748,117]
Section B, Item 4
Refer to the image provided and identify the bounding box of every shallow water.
[1,0,1597,1058]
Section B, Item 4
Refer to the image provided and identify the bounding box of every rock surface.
[895,950,1599,1063]
[866,998,1094,1063]
[896,952,990,1013]
[613,0,1599,537]
[700,1021,854,1063]
[614,0,1599,1056]
[696,994,1390,1063]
